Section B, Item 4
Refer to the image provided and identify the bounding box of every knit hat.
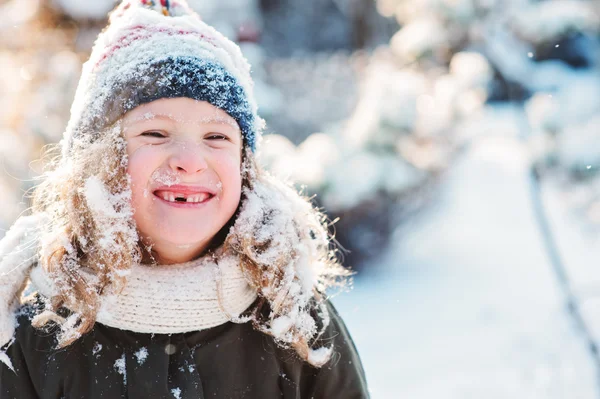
[62,0,264,157]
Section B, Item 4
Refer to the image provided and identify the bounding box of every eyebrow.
[127,112,239,129]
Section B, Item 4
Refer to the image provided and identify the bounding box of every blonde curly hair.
[28,120,351,367]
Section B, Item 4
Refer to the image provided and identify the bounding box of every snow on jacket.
[1,296,368,399]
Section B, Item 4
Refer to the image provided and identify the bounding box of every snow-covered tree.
[260,0,600,263]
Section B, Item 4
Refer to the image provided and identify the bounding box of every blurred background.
[1,0,600,397]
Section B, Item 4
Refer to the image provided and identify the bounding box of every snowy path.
[542,181,600,365]
[334,134,600,398]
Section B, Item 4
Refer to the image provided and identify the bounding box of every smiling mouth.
[153,190,214,204]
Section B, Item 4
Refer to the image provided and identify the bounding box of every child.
[0,0,368,398]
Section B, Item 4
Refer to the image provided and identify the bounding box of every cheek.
[127,147,161,201]
[214,151,243,203]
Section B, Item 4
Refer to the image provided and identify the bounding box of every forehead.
[122,98,239,128]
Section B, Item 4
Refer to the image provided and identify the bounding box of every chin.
[161,229,214,248]
[137,221,211,248]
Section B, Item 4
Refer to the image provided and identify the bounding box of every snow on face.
[122,98,243,264]
[150,169,181,187]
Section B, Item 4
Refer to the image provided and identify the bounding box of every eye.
[206,134,228,141]
[141,131,167,138]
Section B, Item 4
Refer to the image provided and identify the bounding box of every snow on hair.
[226,154,352,367]
[29,122,351,367]
[30,121,140,347]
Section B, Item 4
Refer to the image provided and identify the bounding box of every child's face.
[122,98,243,264]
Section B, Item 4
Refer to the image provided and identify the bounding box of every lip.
[152,184,216,208]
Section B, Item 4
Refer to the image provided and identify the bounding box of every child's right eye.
[141,131,166,138]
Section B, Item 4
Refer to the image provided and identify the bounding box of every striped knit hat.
[62,0,264,157]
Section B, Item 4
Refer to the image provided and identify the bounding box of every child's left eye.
[141,131,166,138]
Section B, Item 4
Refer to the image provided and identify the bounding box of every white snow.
[523,71,600,173]
[270,316,293,336]
[228,172,346,365]
[134,347,148,365]
[114,354,127,384]
[171,388,182,399]
[260,131,427,212]
[390,18,447,61]
[334,131,600,398]
[127,112,239,129]
[323,151,423,211]
[0,350,14,372]
[92,342,103,356]
[1,0,599,394]
[307,346,333,368]
[557,115,600,170]
[150,169,181,187]
[449,52,493,90]
[525,92,560,133]
[0,214,47,364]
[78,156,138,256]
[373,67,428,132]
[83,176,121,219]
[62,0,264,156]
[511,1,600,44]
[541,179,600,301]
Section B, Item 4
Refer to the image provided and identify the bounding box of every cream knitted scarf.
[0,215,257,371]
[28,251,258,334]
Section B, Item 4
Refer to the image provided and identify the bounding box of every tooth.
[169,194,175,202]
[162,193,169,201]
[175,193,185,200]
[186,196,195,203]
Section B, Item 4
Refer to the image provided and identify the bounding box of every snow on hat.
[62,0,264,157]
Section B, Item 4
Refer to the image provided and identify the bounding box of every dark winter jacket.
[0,299,368,399]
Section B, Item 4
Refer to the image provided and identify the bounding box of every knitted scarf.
[28,249,258,334]
[0,214,258,371]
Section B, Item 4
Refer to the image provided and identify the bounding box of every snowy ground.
[334,128,600,398]
[543,181,600,361]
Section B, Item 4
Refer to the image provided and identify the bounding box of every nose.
[167,142,208,174]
